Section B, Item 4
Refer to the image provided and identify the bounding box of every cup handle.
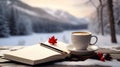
[90,35,98,45]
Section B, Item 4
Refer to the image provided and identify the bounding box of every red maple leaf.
[48,36,57,45]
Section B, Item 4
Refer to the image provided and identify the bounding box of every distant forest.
[0,0,87,37]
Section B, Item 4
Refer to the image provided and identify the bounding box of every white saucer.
[67,45,99,56]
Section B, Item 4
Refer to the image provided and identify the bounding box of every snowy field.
[0,29,120,47]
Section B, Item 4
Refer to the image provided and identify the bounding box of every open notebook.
[4,41,70,65]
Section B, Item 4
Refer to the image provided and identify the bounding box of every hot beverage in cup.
[71,32,98,50]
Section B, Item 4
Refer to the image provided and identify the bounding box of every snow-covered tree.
[16,15,32,35]
[0,16,10,37]
[0,1,10,37]
[89,0,120,35]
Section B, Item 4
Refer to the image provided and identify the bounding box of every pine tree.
[0,1,10,37]
[0,16,10,37]
[9,3,18,35]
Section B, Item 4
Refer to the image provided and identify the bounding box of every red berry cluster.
[97,52,105,62]
[97,52,112,62]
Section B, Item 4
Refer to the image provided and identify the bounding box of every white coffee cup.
[71,32,98,50]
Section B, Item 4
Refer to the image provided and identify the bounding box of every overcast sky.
[21,0,98,18]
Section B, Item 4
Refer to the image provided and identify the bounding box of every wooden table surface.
[0,46,120,67]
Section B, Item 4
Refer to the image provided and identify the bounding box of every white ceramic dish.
[67,45,99,56]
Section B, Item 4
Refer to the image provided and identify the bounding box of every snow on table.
[55,59,120,67]
[0,46,120,67]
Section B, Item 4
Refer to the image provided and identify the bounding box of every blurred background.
[0,0,120,46]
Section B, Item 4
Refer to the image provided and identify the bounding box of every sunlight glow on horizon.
[21,0,96,18]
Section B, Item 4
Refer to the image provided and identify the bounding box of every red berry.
[100,56,105,62]
[97,52,105,62]
[97,52,103,58]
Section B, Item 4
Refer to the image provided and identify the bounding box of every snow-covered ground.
[0,29,120,67]
[0,29,120,47]
[55,59,120,67]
